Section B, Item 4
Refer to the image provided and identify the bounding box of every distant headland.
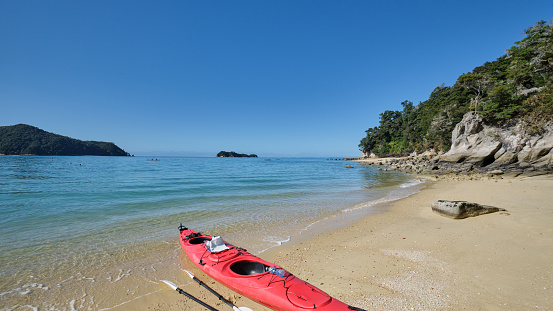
[217,151,258,158]
[0,124,131,156]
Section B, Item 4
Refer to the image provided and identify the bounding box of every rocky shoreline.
[354,111,553,180]
[358,155,553,179]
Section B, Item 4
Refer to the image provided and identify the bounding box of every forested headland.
[359,21,553,157]
[0,124,130,156]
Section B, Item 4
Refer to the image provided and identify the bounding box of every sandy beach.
[112,173,553,311]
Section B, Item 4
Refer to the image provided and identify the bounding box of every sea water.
[0,156,424,310]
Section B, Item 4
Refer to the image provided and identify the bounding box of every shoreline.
[111,174,553,310]
[7,170,551,310]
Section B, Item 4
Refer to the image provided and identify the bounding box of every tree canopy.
[360,21,553,156]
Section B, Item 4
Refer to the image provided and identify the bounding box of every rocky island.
[0,124,130,156]
[217,151,258,158]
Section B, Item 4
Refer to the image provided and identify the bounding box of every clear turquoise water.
[0,156,422,310]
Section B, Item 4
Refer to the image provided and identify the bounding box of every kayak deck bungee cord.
[178,225,366,311]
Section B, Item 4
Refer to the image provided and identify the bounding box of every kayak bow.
[178,225,365,311]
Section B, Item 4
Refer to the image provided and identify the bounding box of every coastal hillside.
[359,21,553,157]
[0,124,130,156]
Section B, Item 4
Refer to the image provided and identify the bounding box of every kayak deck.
[178,225,365,311]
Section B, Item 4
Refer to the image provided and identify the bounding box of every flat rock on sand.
[431,200,506,219]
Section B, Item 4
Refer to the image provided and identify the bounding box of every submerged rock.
[431,200,506,219]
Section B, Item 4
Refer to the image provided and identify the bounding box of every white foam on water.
[258,235,291,253]
[0,283,50,298]
[400,178,426,188]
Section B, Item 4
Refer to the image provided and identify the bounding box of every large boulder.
[439,112,501,165]
[431,200,506,219]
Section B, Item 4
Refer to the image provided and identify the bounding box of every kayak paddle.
[161,280,219,311]
[183,269,254,311]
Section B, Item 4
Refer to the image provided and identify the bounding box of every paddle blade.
[183,269,194,279]
[161,280,178,291]
[235,307,254,311]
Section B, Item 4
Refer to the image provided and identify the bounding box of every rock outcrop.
[438,112,553,170]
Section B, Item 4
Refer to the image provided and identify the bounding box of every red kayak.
[178,225,365,311]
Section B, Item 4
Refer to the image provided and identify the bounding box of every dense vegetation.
[360,21,553,156]
[0,124,130,156]
[217,151,258,157]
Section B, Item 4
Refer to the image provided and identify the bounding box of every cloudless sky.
[1,1,552,157]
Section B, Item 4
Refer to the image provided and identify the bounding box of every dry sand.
[113,174,553,310]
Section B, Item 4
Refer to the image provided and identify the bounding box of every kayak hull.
[178,226,364,311]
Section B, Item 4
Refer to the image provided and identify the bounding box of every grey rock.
[431,200,506,219]
[439,112,502,165]
[436,112,553,171]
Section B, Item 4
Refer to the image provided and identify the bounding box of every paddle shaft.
[191,276,236,309]
[175,287,219,311]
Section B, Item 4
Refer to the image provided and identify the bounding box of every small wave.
[344,178,425,212]
[258,236,291,253]
[298,216,330,234]
[400,178,426,188]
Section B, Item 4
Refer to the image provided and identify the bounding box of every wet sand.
[108,174,553,310]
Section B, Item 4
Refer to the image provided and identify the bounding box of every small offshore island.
[217,151,258,157]
[0,124,130,156]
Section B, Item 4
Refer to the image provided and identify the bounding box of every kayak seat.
[230,261,268,275]
[188,237,211,245]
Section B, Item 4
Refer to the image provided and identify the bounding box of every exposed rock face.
[431,200,506,219]
[438,112,553,170]
[439,112,501,165]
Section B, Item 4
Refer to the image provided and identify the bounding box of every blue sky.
[1,1,552,157]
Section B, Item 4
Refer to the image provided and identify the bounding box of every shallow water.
[0,156,423,310]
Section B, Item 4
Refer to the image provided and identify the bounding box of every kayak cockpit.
[188,236,211,244]
[230,260,269,276]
